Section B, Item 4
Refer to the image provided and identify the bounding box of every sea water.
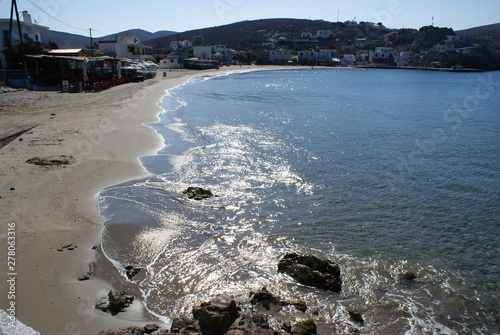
[96,69,500,334]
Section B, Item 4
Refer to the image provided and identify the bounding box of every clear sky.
[2,0,499,37]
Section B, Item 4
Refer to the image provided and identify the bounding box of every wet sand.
[0,65,287,334]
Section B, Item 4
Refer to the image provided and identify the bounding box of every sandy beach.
[0,65,284,334]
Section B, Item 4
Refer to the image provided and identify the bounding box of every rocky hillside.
[146,18,392,50]
[468,29,500,55]
[410,26,455,50]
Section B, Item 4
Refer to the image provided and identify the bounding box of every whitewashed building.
[317,30,332,39]
[262,42,276,49]
[340,54,356,66]
[159,53,182,69]
[432,43,455,53]
[213,45,236,61]
[0,11,48,68]
[445,35,467,45]
[298,50,335,64]
[170,40,192,51]
[397,51,415,66]
[345,20,359,27]
[193,46,213,60]
[301,32,314,39]
[369,47,396,65]
[269,49,292,63]
[99,35,153,60]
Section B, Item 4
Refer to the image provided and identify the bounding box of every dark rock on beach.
[95,290,134,315]
[170,317,200,334]
[277,253,342,292]
[183,186,215,200]
[144,324,160,334]
[78,262,93,281]
[398,271,417,281]
[98,326,144,335]
[192,294,239,334]
[98,324,166,335]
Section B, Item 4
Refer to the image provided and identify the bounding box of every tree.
[246,50,258,64]
[49,41,59,49]
[233,52,248,64]
[307,58,316,66]
[4,38,43,64]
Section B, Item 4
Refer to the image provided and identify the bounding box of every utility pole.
[8,0,28,79]
[89,28,94,57]
[337,10,340,23]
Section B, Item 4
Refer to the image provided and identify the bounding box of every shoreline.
[0,65,291,334]
[356,65,486,72]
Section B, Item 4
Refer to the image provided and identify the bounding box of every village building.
[262,42,276,49]
[170,40,192,51]
[0,11,48,70]
[300,32,314,39]
[345,20,360,27]
[98,35,153,60]
[397,51,415,66]
[432,43,455,53]
[159,53,182,69]
[369,47,396,66]
[45,48,87,57]
[298,50,335,65]
[193,46,213,60]
[356,38,367,48]
[445,35,468,47]
[317,30,332,39]
[339,54,356,66]
[212,45,236,62]
[269,49,292,64]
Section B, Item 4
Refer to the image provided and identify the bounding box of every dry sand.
[0,65,286,334]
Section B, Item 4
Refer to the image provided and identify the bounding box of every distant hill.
[40,28,177,48]
[146,18,392,50]
[455,23,500,55]
[40,30,90,48]
[98,29,177,42]
[456,23,500,36]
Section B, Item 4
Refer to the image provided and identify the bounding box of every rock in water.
[183,186,214,200]
[125,265,142,280]
[347,308,364,325]
[290,319,317,335]
[277,253,341,292]
[398,271,417,281]
[193,294,239,334]
[251,287,282,310]
[251,287,307,313]
[226,311,278,335]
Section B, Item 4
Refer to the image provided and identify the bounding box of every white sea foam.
[0,310,39,335]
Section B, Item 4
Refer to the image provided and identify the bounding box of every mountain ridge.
[40,28,177,48]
